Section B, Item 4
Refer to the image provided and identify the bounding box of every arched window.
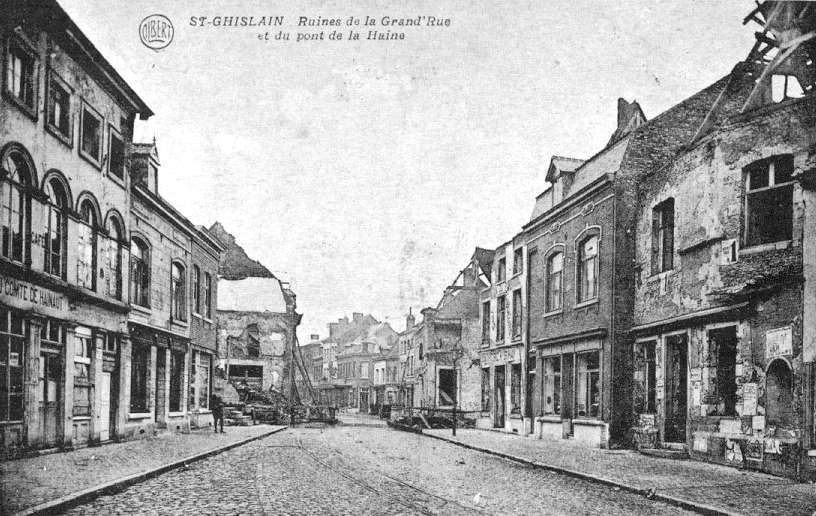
[204,272,212,318]
[44,177,68,278]
[577,235,599,302]
[0,149,32,263]
[191,265,201,314]
[766,359,794,428]
[546,251,563,312]
[171,262,186,321]
[77,199,97,289]
[106,216,123,299]
[130,237,150,307]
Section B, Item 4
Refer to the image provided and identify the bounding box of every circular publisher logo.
[139,14,174,51]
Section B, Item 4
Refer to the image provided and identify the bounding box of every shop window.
[44,177,68,278]
[77,199,97,290]
[481,368,491,411]
[512,247,523,275]
[46,72,72,142]
[576,351,600,418]
[651,198,674,274]
[577,236,599,303]
[79,103,103,166]
[633,341,657,414]
[192,265,201,314]
[744,155,794,247]
[197,353,210,409]
[496,295,506,342]
[510,363,522,414]
[481,301,490,346]
[169,350,185,412]
[204,272,212,318]
[709,326,738,416]
[511,289,522,339]
[542,356,561,415]
[497,256,506,282]
[0,310,24,421]
[5,39,37,114]
[766,359,794,428]
[130,343,149,412]
[171,262,186,321]
[546,251,563,312]
[1,148,32,263]
[438,368,456,406]
[105,217,123,299]
[107,127,125,181]
[130,237,150,307]
[73,332,92,417]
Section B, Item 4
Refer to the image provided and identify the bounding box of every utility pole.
[451,329,464,437]
[288,311,296,427]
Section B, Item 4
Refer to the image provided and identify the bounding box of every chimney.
[328,322,339,339]
[462,263,477,287]
[405,307,415,331]
[608,98,645,145]
[339,316,349,326]
[352,312,363,323]
[310,334,320,341]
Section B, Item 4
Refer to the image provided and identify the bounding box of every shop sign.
[0,274,66,311]
[765,327,792,360]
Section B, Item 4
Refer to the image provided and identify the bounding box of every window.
[130,343,149,412]
[438,368,456,406]
[651,199,674,274]
[361,362,369,379]
[542,356,561,415]
[0,309,24,421]
[771,74,804,103]
[497,257,506,282]
[765,359,794,427]
[546,252,563,312]
[496,295,506,342]
[105,217,123,299]
[103,333,118,354]
[576,351,600,418]
[510,363,521,414]
[633,341,657,414]
[169,350,185,412]
[577,236,599,303]
[171,263,186,321]
[513,248,523,275]
[40,320,65,348]
[77,200,97,290]
[481,368,491,411]
[511,289,522,339]
[73,330,92,417]
[192,265,201,314]
[46,73,72,141]
[744,155,794,247]
[5,40,36,113]
[108,127,125,181]
[709,326,737,416]
[203,271,211,318]
[0,148,31,263]
[130,238,150,307]
[44,178,68,278]
[80,103,103,165]
[481,301,490,345]
[197,352,211,408]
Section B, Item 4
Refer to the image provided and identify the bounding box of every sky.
[59,0,756,340]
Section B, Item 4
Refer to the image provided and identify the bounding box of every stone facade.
[0,0,150,455]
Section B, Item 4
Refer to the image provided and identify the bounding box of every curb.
[421,432,742,516]
[14,426,288,516]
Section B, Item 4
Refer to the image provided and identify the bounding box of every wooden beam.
[741,32,816,113]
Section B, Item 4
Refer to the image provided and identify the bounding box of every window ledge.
[192,312,202,319]
[739,240,791,256]
[537,415,562,423]
[543,309,563,319]
[167,411,185,417]
[4,92,37,121]
[78,148,103,171]
[511,272,522,280]
[171,319,189,328]
[647,269,674,283]
[572,418,605,426]
[128,412,151,420]
[130,304,151,316]
[203,317,214,324]
[45,123,73,149]
[107,172,126,190]
[574,298,599,310]
[72,416,92,421]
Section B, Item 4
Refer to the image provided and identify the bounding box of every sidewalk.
[336,412,388,427]
[423,429,815,516]
[1,424,285,515]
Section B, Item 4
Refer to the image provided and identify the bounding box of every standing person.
[211,393,224,433]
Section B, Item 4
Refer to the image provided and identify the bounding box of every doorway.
[38,352,61,447]
[494,365,505,428]
[664,333,688,443]
[99,372,111,441]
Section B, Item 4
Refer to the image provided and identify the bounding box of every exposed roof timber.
[741,32,815,113]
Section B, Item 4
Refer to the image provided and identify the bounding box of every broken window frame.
[743,155,795,248]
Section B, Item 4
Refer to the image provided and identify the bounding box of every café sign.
[0,274,66,311]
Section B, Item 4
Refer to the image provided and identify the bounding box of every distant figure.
[211,393,224,433]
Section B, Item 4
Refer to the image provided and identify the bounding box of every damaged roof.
[218,277,288,313]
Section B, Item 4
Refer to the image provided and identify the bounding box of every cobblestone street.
[63,426,694,515]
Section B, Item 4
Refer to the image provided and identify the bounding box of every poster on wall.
[742,383,758,416]
[765,327,792,360]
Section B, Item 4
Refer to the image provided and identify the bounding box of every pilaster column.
[90,332,104,443]
[25,318,43,448]
[163,347,170,421]
[62,326,76,448]
[116,335,131,440]
[181,344,190,415]
[147,345,157,420]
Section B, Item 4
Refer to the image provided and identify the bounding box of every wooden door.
[494,365,505,428]
[99,372,111,441]
[39,352,61,447]
[664,334,688,442]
